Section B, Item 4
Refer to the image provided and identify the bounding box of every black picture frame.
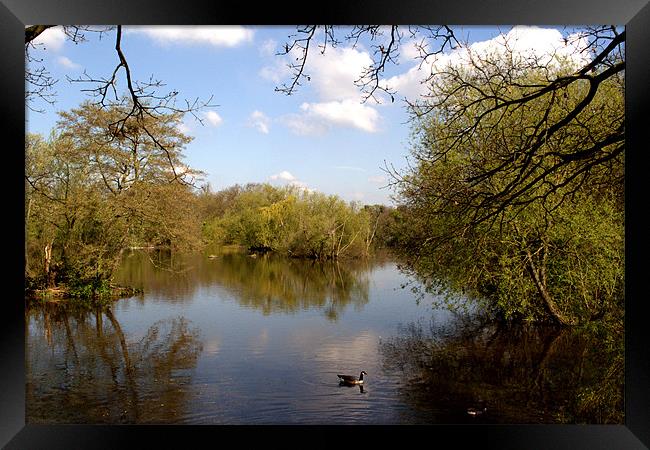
[2,0,648,447]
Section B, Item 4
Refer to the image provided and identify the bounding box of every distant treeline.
[199,183,398,259]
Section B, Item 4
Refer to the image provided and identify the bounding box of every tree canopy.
[26,101,202,294]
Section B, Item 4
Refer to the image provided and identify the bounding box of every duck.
[207,254,219,259]
[337,371,367,385]
[467,406,488,416]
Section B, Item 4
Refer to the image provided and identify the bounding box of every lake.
[25,249,622,424]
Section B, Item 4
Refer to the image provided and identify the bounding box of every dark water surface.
[26,250,622,424]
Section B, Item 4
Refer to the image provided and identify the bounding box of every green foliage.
[67,278,111,298]
[392,57,624,327]
[26,101,203,292]
[201,183,378,259]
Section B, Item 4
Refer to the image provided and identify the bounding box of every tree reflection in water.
[26,302,203,423]
[214,254,371,320]
[115,249,378,321]
[379,313,623,424]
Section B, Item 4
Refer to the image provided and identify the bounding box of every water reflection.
[115,250,381,320]
[379,314,624,424]
[26,302,203,423]
[338,383,366,394]
[27,251,621,425]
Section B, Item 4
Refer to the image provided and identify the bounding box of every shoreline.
[26,284,143,304]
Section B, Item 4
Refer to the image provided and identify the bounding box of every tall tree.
[391,46,624,325]
[26,102,203,292]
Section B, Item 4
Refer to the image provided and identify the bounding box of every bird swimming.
[337,371,367,385]
[467,406,487,416]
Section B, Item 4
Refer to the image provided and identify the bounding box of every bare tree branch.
[27,25,216,186]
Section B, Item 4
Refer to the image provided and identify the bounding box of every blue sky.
[26,25,585,205]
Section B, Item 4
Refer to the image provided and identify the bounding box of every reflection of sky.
[203,337,221,356]
[248,328,269,356]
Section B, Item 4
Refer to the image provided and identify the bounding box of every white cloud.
[31,26,66,52]
[126,26,254,48]
[384,26,593,101]
[269,170,296,182]
[259,42,305,84]
[279,100,380,135]
[278,114,328,136]
[204,110,223,127]
[259,52,294,84]
[259,39,278,57]
[400,38,423,64]
[248,110,271,134]
[165,163,194,179]
[299,100,380,133]
[468,26,590,69]
[267,44,383,135]
[261,45,372,101]
[382,65,426,101]
[306,46,374,102]
[368,175,387,184]
[268,171,313,193]
[289,180,312,192]
[56,56,81,70]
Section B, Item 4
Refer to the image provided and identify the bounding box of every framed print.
[1,0,649,447]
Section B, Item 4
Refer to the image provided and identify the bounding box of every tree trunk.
[25,197,32,277]
[44,241,54,288]
[105,307,139,420]
[365,212,380,256]
[524,243,577,326]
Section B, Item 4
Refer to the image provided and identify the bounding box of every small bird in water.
[467,406,488,416]
[337,371,367,385]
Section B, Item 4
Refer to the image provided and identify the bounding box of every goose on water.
[337,371,367,385]
[467,406,487,416]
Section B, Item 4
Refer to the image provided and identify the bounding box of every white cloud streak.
[126,26,254,48]
[56,56,81,70]
[300,100,380,133]
[263,44,383,135]
[305,46,373,102]
[277,114,328,137]
[279,100,381,136]
[204,111,223,127]
[384,26,593,101]
[248,110,271,134]
[268,171,313,193]
[269,170,296,182]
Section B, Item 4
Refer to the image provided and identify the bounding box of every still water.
[26,250,622,424]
